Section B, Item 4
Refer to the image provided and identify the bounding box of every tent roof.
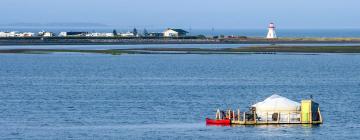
[252,94,300,112]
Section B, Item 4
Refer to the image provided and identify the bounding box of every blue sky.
[1,0,359,29]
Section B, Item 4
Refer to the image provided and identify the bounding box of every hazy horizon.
[1,0,360,29]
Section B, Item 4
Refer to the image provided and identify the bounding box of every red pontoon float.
[205,118,231,125]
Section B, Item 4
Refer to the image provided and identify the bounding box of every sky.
[1,0,359,29]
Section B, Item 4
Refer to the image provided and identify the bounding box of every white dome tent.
[252,94,300,113]
[252,94,301,123]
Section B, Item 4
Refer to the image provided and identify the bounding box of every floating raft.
[206,95,323,125]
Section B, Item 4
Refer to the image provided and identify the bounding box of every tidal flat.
[2,45,360,55]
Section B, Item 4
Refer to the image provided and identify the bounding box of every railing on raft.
[215,108,322,124]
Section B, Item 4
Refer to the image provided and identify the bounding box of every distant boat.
[206,94,323,125]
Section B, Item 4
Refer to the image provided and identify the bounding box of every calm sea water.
[0,46,360,139]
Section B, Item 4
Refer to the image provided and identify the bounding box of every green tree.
[197,35,206,39]
[133,28,138,37]
[113,29,117,36]
[143,29,148,37]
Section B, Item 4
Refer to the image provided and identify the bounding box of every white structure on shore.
[59,31,115,37]
[163,28,188,37]
[119,32,136,37]
[0,32,17,37]
[0,31,35,37]
[266,23,277,39]
[86,33,114,37]
[38,31,55,37]
[58,32,88,37]
[16,32,35,37]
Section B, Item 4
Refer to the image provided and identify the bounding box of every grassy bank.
[0,49,129,55]
[2,45,360,55]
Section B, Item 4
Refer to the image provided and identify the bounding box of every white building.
[15,32,35,37]
[86,32,114,37]
[0,31,17,37]
[38,31,55,37]
[163,28,188,37]
[266,23,277,39]
[58,32,87,37]
[59,32,67,37]
[120,32,135,37]
[0,32,35,37]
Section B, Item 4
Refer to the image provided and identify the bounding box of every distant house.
[0,31,36,37]
[58,32,67,37]
[147,32,163,37]
[0,31,17,37]
[59,32,88,37]
[15,32,35,37]
[119,32,135,37]
[38,31,55,37]
[86,32,114,37]
[163,28,188,37]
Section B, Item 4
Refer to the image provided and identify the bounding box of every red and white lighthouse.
[266,23,277,39]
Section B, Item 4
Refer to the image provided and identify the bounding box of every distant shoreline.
[2,45,360,54]
[1,37,360,46]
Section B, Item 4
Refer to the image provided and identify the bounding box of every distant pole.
[189,25,192,36]
[211,27,215,37]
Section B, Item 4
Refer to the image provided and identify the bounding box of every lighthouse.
[266,23,277,39]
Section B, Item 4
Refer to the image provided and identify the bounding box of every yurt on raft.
[206,94,323,125]
[252,94,301,123]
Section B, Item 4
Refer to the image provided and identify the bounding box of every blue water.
[0,48,360,139]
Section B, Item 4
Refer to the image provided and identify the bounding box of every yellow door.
[301,100,311,123]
